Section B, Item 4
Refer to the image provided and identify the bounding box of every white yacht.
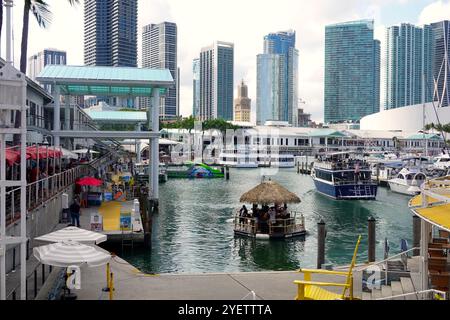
[432,153,450,170]
[387,168,427,195]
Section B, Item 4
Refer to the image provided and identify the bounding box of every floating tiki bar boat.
[235,178,306,239]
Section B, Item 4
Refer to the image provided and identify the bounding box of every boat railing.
[314,161,371,171]
[233,210,305,235]
[333,179,375,186]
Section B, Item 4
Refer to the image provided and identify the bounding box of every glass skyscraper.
[256,30,298,126]
[384,23,434,110]
[28,49,67,93]
[192,58,200,118]
[324,20,380,123]
[199,41,234,121]
[84,0,137,67]
[432,20,450,107]
[142,22,179,119]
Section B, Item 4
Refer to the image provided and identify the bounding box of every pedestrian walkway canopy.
[36,65,174,97]
[85,110,147,123]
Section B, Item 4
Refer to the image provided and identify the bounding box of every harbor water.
[122,168,414,274]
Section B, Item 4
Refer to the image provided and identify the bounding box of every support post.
[413,214,421,256]
[420,220,429,292]
[53,85,61,147]
[136,123,142,164]
[317,220,326,269]
[368,217,376,263]
[225,166,230,180]
[149,89,160,209]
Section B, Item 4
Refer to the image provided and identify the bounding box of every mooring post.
[413,214,421,256]
[368,217,376,263]
[225,166,230,180]
[317,220,326,269]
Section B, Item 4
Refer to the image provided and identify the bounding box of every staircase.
[362,276,418,300]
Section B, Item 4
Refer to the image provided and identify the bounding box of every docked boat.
[234,178,306,240]
[432,153,450,170]
[219,147,295,168]
[311,152,378,200]
[387,168,427,195]
[167,161,224,179]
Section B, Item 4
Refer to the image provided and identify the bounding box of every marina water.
[122,168,413,274]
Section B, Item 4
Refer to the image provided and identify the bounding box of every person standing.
[69,198,81,228]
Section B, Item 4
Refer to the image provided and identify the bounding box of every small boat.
[167,162,224,179]
[432,153,450,170]
[234,178,306,240]
[388,168,427,195]
[311,152,378,200]
[134,161,168,183]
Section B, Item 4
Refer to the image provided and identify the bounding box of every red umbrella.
[26,146,62,160]
[6,149,20,166]
[76,177,103,187]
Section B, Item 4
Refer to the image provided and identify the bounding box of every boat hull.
[313,179,378,200]
[388,180,420,196]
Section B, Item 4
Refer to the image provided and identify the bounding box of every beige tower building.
[234,80,251,122]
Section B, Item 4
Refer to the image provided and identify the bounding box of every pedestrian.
[69,198,81,228]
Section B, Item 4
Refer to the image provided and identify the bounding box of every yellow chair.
[294,235,362,300]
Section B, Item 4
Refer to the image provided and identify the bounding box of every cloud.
[418,0,450,25]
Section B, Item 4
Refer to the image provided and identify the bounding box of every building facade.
[432,20,450,108]
[142,22,178,119]
[28,49,67,93]
[324,20,380,123]
[84,0,137,67]
[256,30,298,126]
[297,108,312,127]
[384,23,434,110]
[199,41,234,121]
[234,80,251,122]
[192,58,200,118]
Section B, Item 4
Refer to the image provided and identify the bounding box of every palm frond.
[30,0,52,28]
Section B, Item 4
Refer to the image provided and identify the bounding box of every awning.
[413,203,450,232]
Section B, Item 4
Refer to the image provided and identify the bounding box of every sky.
[1,0,450,122]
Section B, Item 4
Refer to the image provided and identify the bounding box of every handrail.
[375,289,446,301]
[356,247,419,271]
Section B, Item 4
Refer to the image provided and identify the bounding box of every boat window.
[398,174,405,180]
[415,174,426,180]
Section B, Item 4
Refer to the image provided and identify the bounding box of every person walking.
[69,198,82,228]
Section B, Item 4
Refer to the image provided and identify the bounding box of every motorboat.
[311,152,378,200]
[387,168,427,195]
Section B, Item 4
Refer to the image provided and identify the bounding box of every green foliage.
[425,123,450,133]
[161,116,240,132]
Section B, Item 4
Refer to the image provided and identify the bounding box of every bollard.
[109,272,114,300]
[368,217,376,263]
[413,215,421,256]
[317,220,326,269]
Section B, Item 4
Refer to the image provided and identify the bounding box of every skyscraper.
[28,49,67,93]
[432,20,450,107]
[199,41,234,121]
[192,58,200,118]
[142,22,179,119]
[384,23,433,110]
[256,30,298,126]
[324,20,380,123]
[84,0,137,67]
[234,80,251,122]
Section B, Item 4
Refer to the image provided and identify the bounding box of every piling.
[413,214,421,256]
[368,217,376,263]
[225,166,230,180]
[317,220,326,269]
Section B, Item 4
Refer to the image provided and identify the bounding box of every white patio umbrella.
[33,240,111,268]
[72,149,100,154]
[34,227,107,245]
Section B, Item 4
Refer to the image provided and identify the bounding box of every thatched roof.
[240,180,301,205]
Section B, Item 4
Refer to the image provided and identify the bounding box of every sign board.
[120,211,132,231]
[104,192,113,202]
[90,213,103,232]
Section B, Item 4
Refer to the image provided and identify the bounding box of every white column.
[150,89,160,200]
[136,123,142,164]
[420,219,429,292]
[0,135,6,300]
[20,81,27,300]
[4,0,13,64]
[53,85,61,147]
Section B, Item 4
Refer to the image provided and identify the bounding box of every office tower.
[324,20,380,123]
[256,30,298,126]
[431,20,450,107]
[84,0,137,67]
[192,58,200,118]
[28,49,67,93]
[142,22,178,119]
[384,23,434,110]
[234,80,251,122]
[199,41,234,121]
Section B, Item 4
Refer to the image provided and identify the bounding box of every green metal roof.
[406,134,443,140]
[85,111,147,123]
[308,129,348,138]
[36,65,173,97]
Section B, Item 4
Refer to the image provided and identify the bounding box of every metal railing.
[6,263,54,300]
[234,211,305,236]
[375,289,447,300]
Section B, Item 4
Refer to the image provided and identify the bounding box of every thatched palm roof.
[240,180,301,205]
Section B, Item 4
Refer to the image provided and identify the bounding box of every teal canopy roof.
[36,65,174,97]
[406,133,443,140]
[308,129,348,138]
[85,111,147,123]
